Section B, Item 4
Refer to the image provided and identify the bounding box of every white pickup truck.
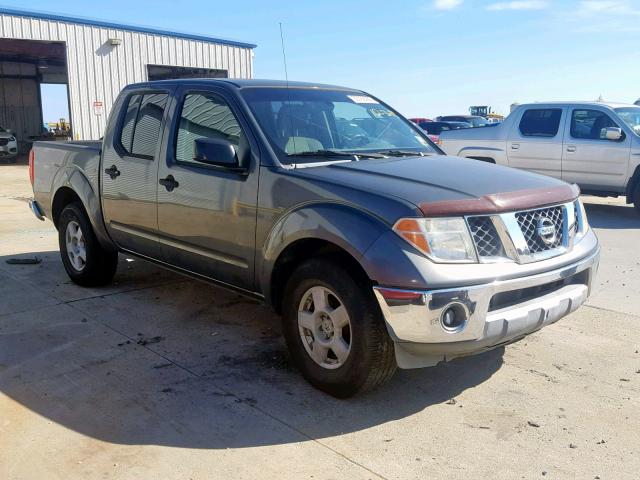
[439,102,640,212]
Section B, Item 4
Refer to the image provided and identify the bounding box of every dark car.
[437,115,490,128]
[418,121,472,144]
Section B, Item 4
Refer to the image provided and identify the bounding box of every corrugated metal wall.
[0,12,254,140]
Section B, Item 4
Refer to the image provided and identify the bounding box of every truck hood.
[293,155,577,216]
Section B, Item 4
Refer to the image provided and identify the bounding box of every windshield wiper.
[286,150,386,159]
[374,150,429,157]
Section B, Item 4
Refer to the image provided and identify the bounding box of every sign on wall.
[93,101,103,116]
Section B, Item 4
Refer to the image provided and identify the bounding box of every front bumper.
[373,246,600,368]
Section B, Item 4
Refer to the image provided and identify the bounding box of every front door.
[156,87,259,290]
[507,107,565,179]
[101,90,171,258]
[562,107,631,190]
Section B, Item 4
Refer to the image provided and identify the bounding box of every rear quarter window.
[518,109,562,137]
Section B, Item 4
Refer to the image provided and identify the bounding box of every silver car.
[0,126,18,161]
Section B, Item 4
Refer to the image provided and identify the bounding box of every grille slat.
[0,139,8,146]
[515,206,563,253]
[467,217,504,257]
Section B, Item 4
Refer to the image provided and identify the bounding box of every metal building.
[0,7,255,147]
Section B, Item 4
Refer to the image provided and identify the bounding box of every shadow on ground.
[0,249,504,449]
[584,200,640,230]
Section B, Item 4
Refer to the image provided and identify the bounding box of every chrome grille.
[515,206,563,253]
[467,216,504,257]
[0,138,8,146]
[573,201,579,234]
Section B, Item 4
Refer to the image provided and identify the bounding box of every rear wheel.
[58,202,118,286]
[282,258,396,398]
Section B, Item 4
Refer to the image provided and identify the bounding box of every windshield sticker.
[347,95,378,104]
[369,108,396,118]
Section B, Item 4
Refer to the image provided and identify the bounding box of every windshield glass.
[468,117,489,127]
[615,107,640,135]
[241,88,436,163]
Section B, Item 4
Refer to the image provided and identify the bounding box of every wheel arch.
[625,163,640,204]
[50,167,116,251]
[260,203,390,313]
[269,238,372,314]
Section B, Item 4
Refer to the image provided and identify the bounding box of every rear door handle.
[566,145,576,153]
[511,143,520,150]
[104,165,120,179]
[159,175,179,192]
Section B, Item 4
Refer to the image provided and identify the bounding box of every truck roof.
[518,101,638,108]
[126,78,362,92]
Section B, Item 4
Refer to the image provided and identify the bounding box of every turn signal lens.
[393,217,477,263]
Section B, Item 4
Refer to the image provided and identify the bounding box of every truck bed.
[31,140,103,222]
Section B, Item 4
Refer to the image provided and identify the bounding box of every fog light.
[440,303,468,332]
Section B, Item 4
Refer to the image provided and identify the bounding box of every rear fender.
[52,165,116,251]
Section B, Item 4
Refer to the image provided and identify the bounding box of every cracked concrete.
[1,164,639,479]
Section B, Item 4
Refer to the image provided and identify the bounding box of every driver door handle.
[104,165,120,180]
[566,145,577,153]
[159,175,179,192]
[511,143,520,150]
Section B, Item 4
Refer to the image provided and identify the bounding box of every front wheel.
[282,258,396,398]
[633,184,640,214]
[58,202,118,287]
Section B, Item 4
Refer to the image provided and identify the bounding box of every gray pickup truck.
[28,79,600,397]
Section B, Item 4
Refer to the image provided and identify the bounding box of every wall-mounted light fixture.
[108,38,122,46]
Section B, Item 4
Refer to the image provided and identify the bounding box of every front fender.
[258,202,390,299]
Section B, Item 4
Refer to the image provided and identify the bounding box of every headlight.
[393,217,477,263]
[9,136,16,142]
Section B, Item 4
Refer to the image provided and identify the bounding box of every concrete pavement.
[1,164,638,479]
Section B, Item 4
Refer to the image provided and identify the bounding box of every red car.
[409,117,432,125]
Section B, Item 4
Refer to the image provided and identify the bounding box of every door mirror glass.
[194,137,238,166]
[604,127,623,141]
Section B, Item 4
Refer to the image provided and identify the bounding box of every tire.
[282,258,396,398]
[58,202,118,287]
[633,184,640,214]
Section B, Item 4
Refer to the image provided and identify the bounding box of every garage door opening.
[147,64,227,81]
[0,38,69,156]
[41,83,71,139]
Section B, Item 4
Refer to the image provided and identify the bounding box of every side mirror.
[604,127,623,141]
[194,137,238,166]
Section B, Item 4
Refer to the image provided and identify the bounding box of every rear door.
[101,89,172,258]
[561,107,631,190]
[156,85,260,291]
[506,107,565,179]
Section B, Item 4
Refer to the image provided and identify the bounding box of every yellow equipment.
[469,106,505,122]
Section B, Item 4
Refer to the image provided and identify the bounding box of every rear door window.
[570,109,621,140]
[119,94,141,153]
[118,92,168,158]
[518,109,562,137]
[131,93,169,157]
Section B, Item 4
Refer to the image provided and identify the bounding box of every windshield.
[241,88,436,163]
[615,107,640,135]
[467,117,489,127]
